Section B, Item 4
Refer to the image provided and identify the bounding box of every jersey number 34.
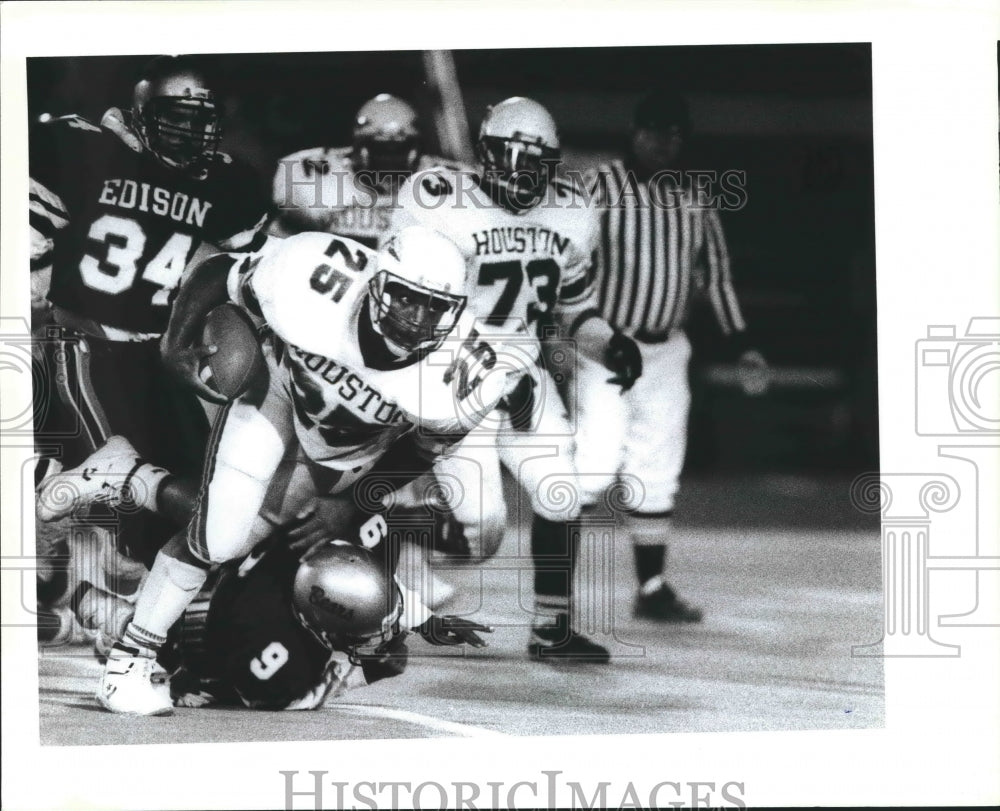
[80,214,192,306]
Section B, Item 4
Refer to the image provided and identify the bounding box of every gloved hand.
[736,349,770,397]
[284,495,358,556]
[417,615,493,647]
[356,632,410,684]
[604,331,642,393]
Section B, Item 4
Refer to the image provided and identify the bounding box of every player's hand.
[604,331,643,393]
[160,338,227,405]
[356,632,410,684]
[737,349,770,397]
[287,495,356,557]
[417,615,493,647]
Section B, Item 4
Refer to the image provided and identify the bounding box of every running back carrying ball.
[199,303,265,399]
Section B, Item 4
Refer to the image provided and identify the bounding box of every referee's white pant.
[572,330,692,514]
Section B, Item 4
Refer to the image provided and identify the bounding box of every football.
[199,303,265,400]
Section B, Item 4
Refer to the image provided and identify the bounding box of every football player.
[389,98,643,663]
[73,518,491,711]
[271,93,461,248]
[67,225,522,715]
[271,93,470,606]
[30,55,270,632]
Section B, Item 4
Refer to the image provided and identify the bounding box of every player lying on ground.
[73,514,490,711]
[39,224,524,715]
[389,97,643,663]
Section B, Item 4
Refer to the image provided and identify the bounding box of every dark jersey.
[29,114,270,334]
[168,543,333,710]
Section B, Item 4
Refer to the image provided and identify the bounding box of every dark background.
[27,44,878,477]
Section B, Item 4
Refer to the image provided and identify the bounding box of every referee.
[574,90,769,622]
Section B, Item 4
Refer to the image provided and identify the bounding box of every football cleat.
[633,582,704,623]
[528,613,611,664]
[97,642,173,716]
[36,436,142,522]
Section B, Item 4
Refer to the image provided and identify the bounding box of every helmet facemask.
[137,96,222,171]
[354,133,421,175]
[368,270,466,357]
[477,134,560,212]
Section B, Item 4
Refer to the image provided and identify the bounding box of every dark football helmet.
[292,540,403,653]
[369,226,467,356]
[476,96,560,212]
[352,94,421,174]
[131,55,222,172]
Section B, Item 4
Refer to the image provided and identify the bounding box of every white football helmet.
[476,96,560,211]
[292,540,403,652]
[131,55,222,172]
[369,226,468,356]
[353,93,421,173]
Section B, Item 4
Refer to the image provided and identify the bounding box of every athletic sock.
[629,511,673,591]
[124,463,171,513]
[530,514,577,630]
[126,543,209,650]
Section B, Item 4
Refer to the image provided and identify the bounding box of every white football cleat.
[97,643,173,716]
[36,436,141,522]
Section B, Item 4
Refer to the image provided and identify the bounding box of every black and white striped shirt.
[584,159,746,340]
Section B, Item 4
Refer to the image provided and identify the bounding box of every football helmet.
[476,97,560,212]
[352,94,421,173]
[292,540,403,652]
[369,226,467,356]
[131,55,222,172]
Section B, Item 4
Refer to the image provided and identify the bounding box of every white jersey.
[227,232,518,470]
[390,167,600,361]
[272,147,463,248]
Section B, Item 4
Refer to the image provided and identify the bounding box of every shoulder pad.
[551,175,588,202]
[415,165,463,200]
[418,154,474,174]
[47,114,104,134]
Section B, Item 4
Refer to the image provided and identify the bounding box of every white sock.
[125,549,208,649]
[126,463,171,513]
